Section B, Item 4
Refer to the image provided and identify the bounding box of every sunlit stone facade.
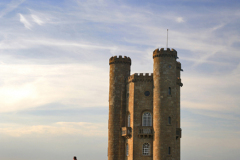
[108,48,183,160]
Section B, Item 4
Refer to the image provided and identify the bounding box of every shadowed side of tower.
[176,61,183,160]
[108,56,131,160]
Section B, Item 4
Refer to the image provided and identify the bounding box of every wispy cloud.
[0,64,108,113]
[31,14,44,25]
[0,0,240,160]
[19,13,32,29]
[176,17,184,23]
[0,122,107,137]
[181,62,240,122]
[0,0,25,18]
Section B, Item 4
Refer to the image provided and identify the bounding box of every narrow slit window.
[168,117,171,125]
[168,87,171,95]
[128,114,130,127]
[168,147,171,155]
[126,143,129,156]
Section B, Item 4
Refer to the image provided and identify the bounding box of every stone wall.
[108,56,131,160]
[153,48,178,160]
[127,73,153,160]
[108,48,182,160]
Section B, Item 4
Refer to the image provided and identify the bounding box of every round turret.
[108,55,131,160]
[153,48,178,160]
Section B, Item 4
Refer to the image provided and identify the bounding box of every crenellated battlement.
[153,48,177,59]
[127,73,153,83]
[109,55,131,65]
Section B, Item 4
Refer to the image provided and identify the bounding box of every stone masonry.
[108,48,183,160]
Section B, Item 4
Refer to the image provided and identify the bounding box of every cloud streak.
[0,64,108,113]
[0,0,25,18]
[19,13,32,29]
[0,122,107,137]
[31,14,44,25]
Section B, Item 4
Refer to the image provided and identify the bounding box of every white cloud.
[0,0,25,18]
[0,64,108,113]
[31,14,44,25]
[19,13,32,29]
[180,63,240,120]
[0,122,107,137]
[176,17,184,23]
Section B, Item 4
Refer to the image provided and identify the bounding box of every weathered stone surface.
[108,56,131,160]
[108,48,182,160]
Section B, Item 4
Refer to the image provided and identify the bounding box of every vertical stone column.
[108,56,131,160]
[153,48,178,160]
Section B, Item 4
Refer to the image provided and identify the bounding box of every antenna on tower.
[166,29,168,49]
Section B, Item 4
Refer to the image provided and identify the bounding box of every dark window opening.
[144,91,150,96]
[126,143,129,156]
[168,87,171,95]
[168,147,171,155]
[127,114,130,127]
[168,117,171,124]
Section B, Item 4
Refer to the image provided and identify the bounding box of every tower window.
[142,112,152,126]
[128,114,130,127]
[142,143,150,155]
[126,143,129,156]
[144,91,150,96]
[168,147,171,155]
[168,87,171,95]
[168,117,171,125]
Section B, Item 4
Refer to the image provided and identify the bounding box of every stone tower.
[108,48,183,160]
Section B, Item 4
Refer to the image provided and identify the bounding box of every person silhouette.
[73,156,77,160]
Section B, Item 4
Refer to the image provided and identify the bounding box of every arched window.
[168,147,171,155]
[142,112,152,126]
[168,87,171,95]
[142,143,150,155]
[126,143,129,156]
[168,116,171,125]
[128,114,130,127]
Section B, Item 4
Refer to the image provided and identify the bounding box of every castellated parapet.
[108,48,183,160]
[153,48,177,59]
[127,73,153,83]
[109,55,131,65]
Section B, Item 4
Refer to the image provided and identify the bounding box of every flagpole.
[166,29,168,49]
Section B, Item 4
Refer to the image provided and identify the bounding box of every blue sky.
[0,0,240,160]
